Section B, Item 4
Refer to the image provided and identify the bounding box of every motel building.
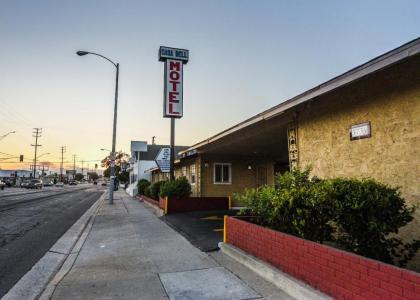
[151,38,420,242]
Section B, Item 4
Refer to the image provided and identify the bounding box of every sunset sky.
[1,0,419,172]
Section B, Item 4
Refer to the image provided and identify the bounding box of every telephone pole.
[73,154,77,179]
[31,128,42,178]
[81,160,84,180]
[60,146,66,182]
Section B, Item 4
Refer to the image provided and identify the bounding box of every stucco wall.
[200,154,276,206]
[297,57,420,269]
[298,57,420,207]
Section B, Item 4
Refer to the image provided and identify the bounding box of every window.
[213,163,231,184]
[190,164,196,185]
[182,166,187,177]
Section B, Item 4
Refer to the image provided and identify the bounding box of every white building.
[126,141,188,196]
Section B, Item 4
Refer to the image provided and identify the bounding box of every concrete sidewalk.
[43,191,292,300]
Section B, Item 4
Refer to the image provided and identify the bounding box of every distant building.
[126,141,188,196]
[0,169,32,180]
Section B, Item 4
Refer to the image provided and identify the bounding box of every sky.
[0,0,419,172]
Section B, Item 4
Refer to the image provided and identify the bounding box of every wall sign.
[164,59,183,117]
[287,127,299,170]
[350,122,371,140]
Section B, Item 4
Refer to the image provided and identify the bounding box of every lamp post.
[77,51,119,205]
[0,131,16,141]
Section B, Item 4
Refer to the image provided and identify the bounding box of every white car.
[55,182,64,187]
[0,180,5,190]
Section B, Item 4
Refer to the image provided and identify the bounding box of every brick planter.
[156,196,230,214]
[138,195,160,208]
[226,217,420,300]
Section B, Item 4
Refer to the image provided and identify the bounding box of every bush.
[144,186,151,197]
[237,169,335,243]
[159,177,191,198]
[329,178,419,266]
[236,168,419,266]
[137,179,150,195]
[149,181,166,199]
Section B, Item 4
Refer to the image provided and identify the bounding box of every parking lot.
[162,210,238,252]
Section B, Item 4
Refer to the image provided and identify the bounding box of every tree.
[88,172,99,180]
[74,173,84,181]
[101,151,129,182]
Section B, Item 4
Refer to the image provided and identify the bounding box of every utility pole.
[81,160,84,180]
[73,154,77,180]
[31,128,42,178]
[170,119,175,180]
[60,146,66,182]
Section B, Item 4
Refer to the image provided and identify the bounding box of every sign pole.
[170,118,175,180]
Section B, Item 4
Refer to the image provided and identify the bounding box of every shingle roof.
[139,144,189,161]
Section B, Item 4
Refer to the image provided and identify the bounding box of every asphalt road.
[163,210,238,252]
[0,185,105,297]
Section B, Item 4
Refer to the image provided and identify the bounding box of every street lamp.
[77,50,119,204]
[0,131,16,141]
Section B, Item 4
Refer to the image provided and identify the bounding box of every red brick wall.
[166,197,229,213]
[139,195,160,208]
[159,197,166,209]
[226,217,420,300]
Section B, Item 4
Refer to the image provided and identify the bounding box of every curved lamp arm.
[76,51,117,68]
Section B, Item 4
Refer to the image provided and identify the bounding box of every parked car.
[101,182,107,186]
[28,179,43,189]
[55,182,64,187]
[21,180,31,188]
[0,180,5,190]
[69,181,78,185]
[93,181,98,185]
[43,181,54,187]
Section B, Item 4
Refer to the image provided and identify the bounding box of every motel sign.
[159,46,189,118]
[164,60,183,117]
[159,46,189,178]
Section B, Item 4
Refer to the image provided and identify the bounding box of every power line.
[31,128,42,178]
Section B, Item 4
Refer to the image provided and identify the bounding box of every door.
[256,166,267,188]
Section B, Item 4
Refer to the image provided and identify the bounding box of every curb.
[218,242,332,300]
[2,192,105,300]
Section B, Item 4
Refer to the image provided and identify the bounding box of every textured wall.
[298,57,420,206]
[200,154,275,206]
[297,57,420,269]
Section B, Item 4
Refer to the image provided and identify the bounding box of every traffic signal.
[19,155,24,162]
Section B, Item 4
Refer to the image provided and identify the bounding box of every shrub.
[144,186,151,197]
[236,168,419,266]
[149,181,166,199]
[160,177,191,198]
[237,168,335,243]
[329,178,419,266]
[137,179,150,195]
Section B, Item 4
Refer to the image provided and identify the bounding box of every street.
[0,185,104,297]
